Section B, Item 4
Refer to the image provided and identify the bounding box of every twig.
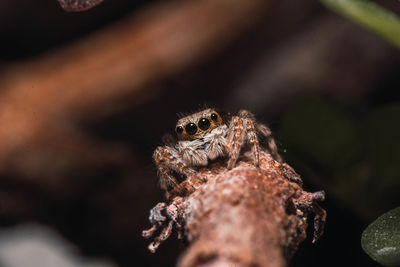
[143,152,326,267]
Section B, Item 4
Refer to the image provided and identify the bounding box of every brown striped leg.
[244,118,260,167]
[153,146,196,194]
[256,123,283,163]
[226,116,246,169]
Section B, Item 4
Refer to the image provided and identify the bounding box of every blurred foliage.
[364,105,400,186]
[280,97,360,169]
[361,207,400,266]
[320,0,400,49]
[279,97,400,219]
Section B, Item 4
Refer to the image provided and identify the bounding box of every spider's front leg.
[225,110,261,169]
[153,146,197,196]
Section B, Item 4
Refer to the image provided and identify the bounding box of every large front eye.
[185,123,197,135]
[198,118,210,130]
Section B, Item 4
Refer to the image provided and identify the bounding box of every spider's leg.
[295,191,326,243]
[180,145,208,167]
[207,140,225,161]
[226,116,246,169]
[155,164,179,191]
[256,123,283,163]
[178,145,208,186]
[206,126,227,160]
[142,202,167,238]
[153,146,196,194]
[168,174,207,198]
[148,220,174,253]
[225,116,238,147]
[243,117,260,167]
[236,109,261,167]
[144,197,185,252]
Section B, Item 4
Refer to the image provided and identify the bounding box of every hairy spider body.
[177,124,228,166]
[153,108,282,196]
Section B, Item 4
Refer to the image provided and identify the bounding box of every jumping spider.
[153,108,282,196]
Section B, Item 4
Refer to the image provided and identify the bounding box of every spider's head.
[175,109,224,140]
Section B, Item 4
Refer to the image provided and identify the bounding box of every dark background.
[0,0,399,266]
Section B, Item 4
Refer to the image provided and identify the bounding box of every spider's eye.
[198,118,210,130]
[211,113,218,122]
[176,126,183,134]
[185,123,197,135]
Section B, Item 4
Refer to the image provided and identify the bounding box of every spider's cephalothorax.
[153,108,282,196]
[175,109,224,141]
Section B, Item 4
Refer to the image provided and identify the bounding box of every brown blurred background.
[0,0,399,266]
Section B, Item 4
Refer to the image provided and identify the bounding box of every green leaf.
[320,0,400,49]
[362,207,400,266]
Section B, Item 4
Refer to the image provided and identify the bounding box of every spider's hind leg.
[256,123,283,163]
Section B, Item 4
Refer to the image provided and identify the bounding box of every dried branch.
[57,0,104,12]
[143,152,326,267]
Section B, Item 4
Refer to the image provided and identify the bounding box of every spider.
[153,108,282,196]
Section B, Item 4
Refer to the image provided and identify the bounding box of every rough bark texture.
[143,151,326,267]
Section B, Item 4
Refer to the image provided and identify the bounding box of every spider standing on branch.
[153,108,283,197]
[144,108,326,254]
